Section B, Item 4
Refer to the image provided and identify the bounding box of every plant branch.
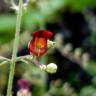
[0,56,10,61]
[6,0,23,96]
[0,61,9,66]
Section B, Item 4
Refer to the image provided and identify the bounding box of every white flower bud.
[10,0,29,12]
[40,64,46,70]
[82,53,90,62]
[47,40,56,49]
[74,48,82,60]
[55,33,63,45]
[81,53,90,67]
[63,43,73,55]
[46,63,57,73]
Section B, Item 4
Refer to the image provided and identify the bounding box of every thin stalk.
[6,0,23,96]
[0,61,9,66]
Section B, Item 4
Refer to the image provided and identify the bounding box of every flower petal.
[18,79,30,89]
[28,39,48,56]
[32,30,53,38]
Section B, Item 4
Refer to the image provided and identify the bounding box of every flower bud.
[46,63,57,73]
[63,43,73,55]
[11,0,29,12]
[40,64,46,70]
[74,48,82,60]
[55,33,63,45]
[81,53,90,67]
[47,40,56,49]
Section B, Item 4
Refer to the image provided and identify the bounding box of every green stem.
[6,0,23,96]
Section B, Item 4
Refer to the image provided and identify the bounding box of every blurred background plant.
[0,0,96,96]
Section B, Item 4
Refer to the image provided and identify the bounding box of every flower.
[28,30,53,56]
[17,89,31,96]
[17,79,31,96]
[17,79,30,90]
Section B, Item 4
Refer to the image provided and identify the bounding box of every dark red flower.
[28,30,53,56]
[17,79,30,90]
